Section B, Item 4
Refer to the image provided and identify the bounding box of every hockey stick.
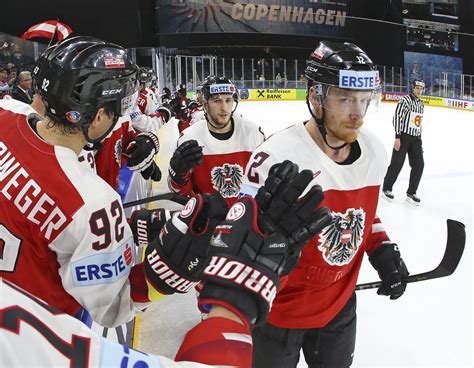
[356,219,465,291]
[123,192,189,209]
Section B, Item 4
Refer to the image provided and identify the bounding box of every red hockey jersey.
[170,114,265,207]
[242,122,390,328]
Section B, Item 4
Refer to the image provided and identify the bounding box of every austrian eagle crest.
[211,163,243,198]
[318,208,365,266]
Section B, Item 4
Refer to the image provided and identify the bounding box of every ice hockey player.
[168,76,265,207]
[2,159,333,367]
[0,36,198,328]
[188,84,205,126]
[242,41,410,367]
[137,66,159,115]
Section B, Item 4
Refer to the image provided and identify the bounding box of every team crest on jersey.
[211,163,243,198]
[114,138,122,166]
[318,208,365,266]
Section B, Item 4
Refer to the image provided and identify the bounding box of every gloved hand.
[143,193,228,295]
[168,140,203,186]
[124,132,160,179]
[199,162,332,326]
[369,242,409,300]
[169,92,182,116]
[154,103,174,122]
[140,162,162,181]
[129,208,170,247]
[255,160,333,275]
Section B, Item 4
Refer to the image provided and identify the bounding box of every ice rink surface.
[140,100,473,368]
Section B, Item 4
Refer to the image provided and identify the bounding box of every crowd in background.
[0,40,35,100]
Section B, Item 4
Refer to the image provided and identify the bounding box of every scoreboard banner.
[156,0,348,38]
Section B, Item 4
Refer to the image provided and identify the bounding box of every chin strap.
[81,111,119,145]
[306,98,347,151]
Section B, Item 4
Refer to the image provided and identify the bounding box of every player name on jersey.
[0,141,67,240]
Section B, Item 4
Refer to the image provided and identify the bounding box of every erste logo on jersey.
[211,163,243,198]
[318,208,365,266]
[71,240,134,286]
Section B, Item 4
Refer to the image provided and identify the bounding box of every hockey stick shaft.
[123,192,189,208]
[355,219,465,291]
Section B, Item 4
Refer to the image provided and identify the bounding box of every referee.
[382,79,425,205]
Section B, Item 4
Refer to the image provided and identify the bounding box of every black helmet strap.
[306,94,347,151]
[80,107,120,144]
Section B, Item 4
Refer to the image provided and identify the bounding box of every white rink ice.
[139,101,473,368]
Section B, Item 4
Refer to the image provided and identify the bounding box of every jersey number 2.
[247,152,270,184]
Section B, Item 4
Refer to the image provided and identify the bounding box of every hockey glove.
[140,162,162,181]
[129,208,171,247]
[369,242,409,300]
[143,193,228,295]
[255,160,333,275]
[168,140,203,186]
[124,132,160,175]
[155,103,174,123]
[199,163,332,326]
[169,93,182,116]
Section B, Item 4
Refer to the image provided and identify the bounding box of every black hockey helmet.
[412,79,425,89]
[138,67,152,84]
[201,76,239,104]
[305,41,378,91]
[177,82,187,95]
[304,41,381,150]
[33,36,138,143]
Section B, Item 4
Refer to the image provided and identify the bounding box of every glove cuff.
[157,105,172,122]
[168,166,190,186]
[200,255,280,326]
[139,132,160,153]
[369,242,399,270]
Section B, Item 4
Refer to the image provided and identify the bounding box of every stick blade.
[439,219,466,275]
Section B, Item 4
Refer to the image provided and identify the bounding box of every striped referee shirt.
[393,94,425,137]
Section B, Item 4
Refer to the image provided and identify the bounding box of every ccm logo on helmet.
[204,256,277,304]
[339,70,378,89]
[102,89,122,96]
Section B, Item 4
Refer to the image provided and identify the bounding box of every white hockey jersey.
[0,99,148,328]
[1,278,252,368]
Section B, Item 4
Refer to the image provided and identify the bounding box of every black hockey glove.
[168,140,203,186]
[155,103,175,122]
[199,163,332,326]
[140,161,162,181]
[124,132,160,176]
[255,160,333,275]
[369,242,409,300]
[143,193,228,295]
[169,93,182,116]
[129,208,171,247]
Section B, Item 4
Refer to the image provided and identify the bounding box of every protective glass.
[314,70,382,116]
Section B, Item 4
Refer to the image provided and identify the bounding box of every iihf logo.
[65,111,81,124]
